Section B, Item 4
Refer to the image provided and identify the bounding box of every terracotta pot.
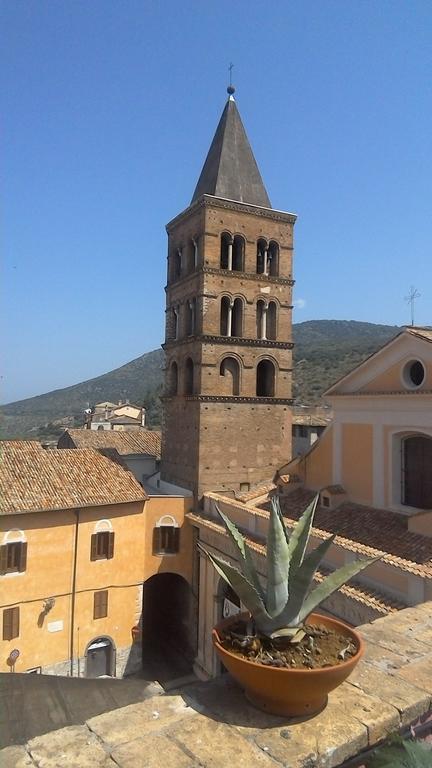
[212,611,364,717]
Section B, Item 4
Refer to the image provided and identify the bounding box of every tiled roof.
[0,440,43,452]
[236,482,277,503]
[187,512,403,614]
[0,443,146,515]
[292,414,330,427]
[60,429,161,459]
[270,488,432,578]
[406,326,432,343]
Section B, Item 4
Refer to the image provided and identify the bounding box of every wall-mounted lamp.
[43,597,56,613]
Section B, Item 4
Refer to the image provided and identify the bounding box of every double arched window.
[256,360,276,397]
[220,357,240,396]
[257,239,279,277]
[220,233,245,271]
[220,297,243,338]
[256,300,277,340]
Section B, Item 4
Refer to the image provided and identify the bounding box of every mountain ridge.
[1,320,400,439]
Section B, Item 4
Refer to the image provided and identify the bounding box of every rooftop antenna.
[227,62,235,96]
[404,286,421,326]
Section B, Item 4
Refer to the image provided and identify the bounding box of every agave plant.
[200,494,379,641]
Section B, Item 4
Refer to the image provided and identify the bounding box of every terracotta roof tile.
[269,488,432,578]
[60,429,161,459]
[0,442,146,515]
[0,440,43,452]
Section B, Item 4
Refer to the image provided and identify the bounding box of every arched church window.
[403,435,432,509]
[184,358,194,395]
[256,238,268,274]
[267,301,277,340]
[268,241,279,277]
[256,360,275,397]
[220,232,232,270]
[186,299,196,336]
[232,298,243,337]
[168,362,178,396]
[220,357,240,396]
[232,235,245,271]
[256,299,266,339]
[220,296,231,336]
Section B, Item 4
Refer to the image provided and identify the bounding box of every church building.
[161,86,296,498]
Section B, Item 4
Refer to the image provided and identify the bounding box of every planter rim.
[212,611,364,675]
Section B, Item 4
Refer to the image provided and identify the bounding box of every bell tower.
[161,86,295,498]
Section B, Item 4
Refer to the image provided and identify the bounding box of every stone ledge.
[2,602,431,768]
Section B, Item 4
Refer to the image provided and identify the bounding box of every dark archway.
[403,435,432,509]
[220,357,240,396]
[142,573,196,684]
[86,636,115,678]
[184,358,194,395]
[256,359,276,397]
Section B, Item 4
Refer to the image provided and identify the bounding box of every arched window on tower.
[232,298,243,337]
[174,248,182,279]
[256,360,275,397]
[268,241,279,277]
[168,362,178,395]
[256,299,266,339]
[267,301,277,340]
[220,296,231,336]
[184,358,194,395]
[256,238,268,274]
[232,235,245,271]
[220,357,240,396]
[169,306,179,340]
[186,299,196,336]
[220,232,233,270]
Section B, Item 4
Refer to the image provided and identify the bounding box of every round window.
[403,360,425,389]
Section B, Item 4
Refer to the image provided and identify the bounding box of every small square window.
[90,532,114,561]
[153,526,180,555]
[3,606,20,640]
[321,496,330,508]
[93,590,108,619]
[0,542,27,574]
[240,482,250,492]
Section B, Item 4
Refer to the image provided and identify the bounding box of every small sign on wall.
[47,620,63,633]
[223,598,240,619]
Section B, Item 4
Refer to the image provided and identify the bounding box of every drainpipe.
[70,509,80,676]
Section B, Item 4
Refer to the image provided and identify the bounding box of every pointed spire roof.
[191,94,271,208]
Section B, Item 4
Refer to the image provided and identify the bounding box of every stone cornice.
[161,394,294,405]
[163,335,294,351]
[166,194,297,231]
[165,266,295,292]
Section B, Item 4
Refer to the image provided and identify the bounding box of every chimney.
[141,408,146,427]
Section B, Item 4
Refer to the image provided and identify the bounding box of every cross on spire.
[227,63,235,96]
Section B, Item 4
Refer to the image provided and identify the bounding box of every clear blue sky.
[2,0,431,403]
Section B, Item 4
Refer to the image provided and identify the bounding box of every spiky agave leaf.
[271,534,337,628]
[197,544,272,631]
[298,555,381,623]
[266,497,290,617]
[287,495,319,583]
[215,504,265,600]
[271,495,290,547]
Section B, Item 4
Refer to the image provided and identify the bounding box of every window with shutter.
[3,606,19,640]
[152,526,180,555]
[93,590,108,619]
[0,543,27,575]
[90,532,114,561]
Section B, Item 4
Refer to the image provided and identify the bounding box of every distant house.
[58,428,161,484]
[89,400,146,431]
[291,407,332,456]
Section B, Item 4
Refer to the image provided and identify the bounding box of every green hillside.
[1,320,400,439]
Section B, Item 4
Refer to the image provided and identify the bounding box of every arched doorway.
[86,637,115,678]
[142,573,196,684]
[403,435,432,509]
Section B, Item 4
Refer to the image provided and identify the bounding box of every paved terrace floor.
[2,602,432,768]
